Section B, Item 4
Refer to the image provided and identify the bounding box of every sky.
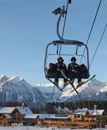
[0,0,107,85]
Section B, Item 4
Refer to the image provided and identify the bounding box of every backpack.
[79,64,88,74]
[48,63,56,73]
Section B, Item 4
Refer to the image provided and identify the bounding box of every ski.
[60,70,79,94]
[46,77,63,91]
[70,75,96,93]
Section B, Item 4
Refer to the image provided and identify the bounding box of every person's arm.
[68,63,72,71]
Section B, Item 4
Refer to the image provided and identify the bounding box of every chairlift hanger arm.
[53,0,71,41]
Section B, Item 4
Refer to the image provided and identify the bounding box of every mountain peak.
[0,75,9,84]
[0,75,25,85]
[9,76,24,83]
[0,75,45,107]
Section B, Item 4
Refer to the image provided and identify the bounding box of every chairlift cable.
[90,23,107,67]
[80,0,102,63]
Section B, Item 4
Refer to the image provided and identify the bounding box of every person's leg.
[78,78,82,84]
[70,72,75,83]
[55,76,58,84]
[54,71,58,85]
[64,78,67,86]
[77,72,82,84]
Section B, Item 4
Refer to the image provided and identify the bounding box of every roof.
[38,114,70,119]
[74,108,88,112]
[82,108,89,112]
[24,113,70,119]
[74,108,104,116]
[0,107,15,114]
[24,114,38,119]
[16,107,33,115]
[74,108,89,115]
[74,111,87,116]
[4,114,12,119]
[89,110,104,116]
[37,114,53,119]
[48,116,70,119]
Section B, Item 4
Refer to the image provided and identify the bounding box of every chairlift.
[44,40,90,92]
[44,0,95,94]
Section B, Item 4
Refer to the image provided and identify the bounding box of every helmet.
[57,57,64,63]
[71,57,76,62]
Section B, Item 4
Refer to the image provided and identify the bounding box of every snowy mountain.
[35,79,107,102]
[0,75,45,107]
[35,83,62,102]
[65,79,107,102]
[1,74,107,106]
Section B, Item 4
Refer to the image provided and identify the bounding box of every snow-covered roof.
[74,108,89,112]
[37,114,54,119]
[17,107,33,115]
[0,107,15,114]
[48,116,70,119]
[4,114,12,119]
[74,111,87,116]
[74,108,82,113]
[37,114,70,119]
[74,107,104,116]
[24,114,38,119]
[89,110,104,116]
[82,108,88,112]
[74,108,90,115]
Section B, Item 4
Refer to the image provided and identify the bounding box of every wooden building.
[0,107,33,126]
[35,114,72,128]
[73,108,105,128]
[0,107,16,125]
[0,106,106,128]
[24,114,38,125]
[0,114,12,126]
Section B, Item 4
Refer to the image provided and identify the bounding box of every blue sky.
[0,0,107,84]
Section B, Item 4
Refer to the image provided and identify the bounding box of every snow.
[100,83,107,92]
[0,126,106,130]
[17,107,33,115]
[38,114,55,119]
[0,107,15,114]
[1,74,107,104]
[89,110,104,116]
[24,114,38,119]
[36,78,107,102]
[0,75,45,107]
[4,114,12,119]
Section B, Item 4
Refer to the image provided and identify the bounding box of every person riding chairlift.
[68,57,82,86]
[55,57,67,86]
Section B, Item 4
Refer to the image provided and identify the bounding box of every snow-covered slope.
[35,79,107,102]
[0,75,45,107]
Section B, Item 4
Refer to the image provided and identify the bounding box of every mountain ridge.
[0,75,45,107]
[35,78,107,102]
[0,75,107,106]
